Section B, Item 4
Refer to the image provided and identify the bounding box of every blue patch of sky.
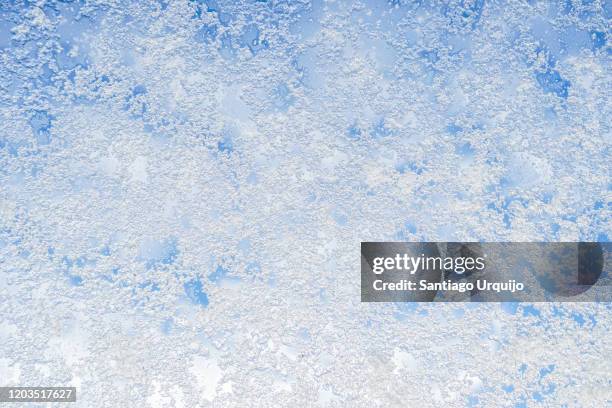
[184,278,209,307]
[289,0,322,40]
[245,261,261,275]
[219,32,236,60]
[272,83,294,112]
[441,0,486,29]
[138,281,160,292]
[217,136,233,154]
[331,209,348,226]
[539,364,555,378]
[195,24,217,43]
[571,312,585,326]
[69,275,83,286]
[208,265,228,284]
[501,302,518,315]
[394,302,418,320]
[238,238,250,254]
[371,118,393,138]
[395,161,424,175]
[541,383,556,395]
[534,68,569,99]
[455,142,475,157]
[446,123,463,135]
[161,318,173,334]
[29,110,53,145]
[140,237,179,269]
[218,11,232,26]
[404,222,417,234]
[521,305,541,317]
[590,31,606,49]
[347,122,363,140]
[239,24,268,55]
[190,0,219,19]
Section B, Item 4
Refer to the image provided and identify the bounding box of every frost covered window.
[0,0,609,406]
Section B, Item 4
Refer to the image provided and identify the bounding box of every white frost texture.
[0,0,611,407]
